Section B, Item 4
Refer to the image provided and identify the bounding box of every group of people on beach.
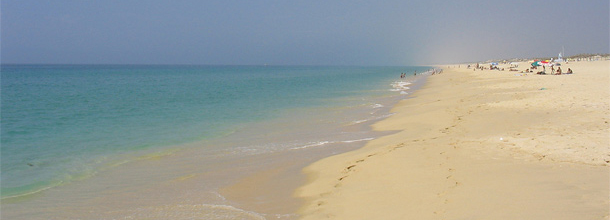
[540,67,573,75]
[469,63,485,71]
[468,64,505,71]
[466,62,574,75]
[528,65,573,75]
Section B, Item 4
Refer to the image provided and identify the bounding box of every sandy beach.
[296,60,610,219]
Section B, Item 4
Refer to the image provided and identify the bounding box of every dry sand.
[296,60,610,219]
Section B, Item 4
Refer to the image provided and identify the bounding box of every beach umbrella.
[541,60,553,67]
[531,61,541,66]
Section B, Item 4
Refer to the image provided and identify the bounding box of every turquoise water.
[1,64,429,199]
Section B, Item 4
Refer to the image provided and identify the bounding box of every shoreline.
[295,60,609,219]
[1,66,432,219]
[216,72,432,218]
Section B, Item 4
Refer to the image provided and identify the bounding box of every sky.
[2,0,608,65]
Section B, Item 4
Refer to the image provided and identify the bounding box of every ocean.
[1,64,431,219]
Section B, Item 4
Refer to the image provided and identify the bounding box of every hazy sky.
[2,0,608,65]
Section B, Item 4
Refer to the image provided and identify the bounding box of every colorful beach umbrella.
[531,61,541,66]
[540,60,553,67]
